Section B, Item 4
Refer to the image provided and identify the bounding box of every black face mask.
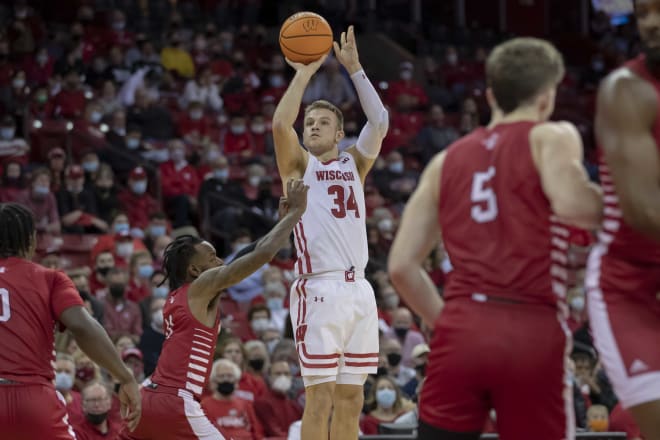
[393,327,408,340]
[376,366,388,377]
[216,381,235,396]
[96,266,111,277]
[415,363,426,377]
[387,353,402,367]
[248,358,265,372]
[109,284,125,299]
[85,412,108,425]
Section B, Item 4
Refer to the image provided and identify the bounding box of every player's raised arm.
[337,26,389,181]
[192,180,308,300]
[388,152,445,327]
[531,121,603,230]
[596,70,660,240]
[272,55,328,186]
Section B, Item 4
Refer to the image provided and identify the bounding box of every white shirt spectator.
[181,79,223,111]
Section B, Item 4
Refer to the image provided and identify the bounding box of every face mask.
[138,264,154,278]
[112,21,125,31]
[447,54,458,66]
[90,111,103,124]
[82,161,99,173]
[114,127,126,137]
[126,138,140,149]
[76,365,95,382]
[266,339,280,354]
[96,266,111,277]
[114,223,130,234]
[190,110,203,120]
[269,74,285,88]
[170,149,185,163]
[33,184,50,196]
[109,284,125,299]
[376,366,388,377]
[415,363,426,376]
[248,176,261,187]
[251,123,265,134]
[589,419,608,432]
[376,388,397,409]
[387,353,402,367]
[388,162,404,174]
[570,296,585,312]
[37,54,48,65]
[0,128,15,139]
[400,70,413,81]
[383,295,399,309]
[251,318,270,333]
[214,169,229,181]
[86,412,108,425]
[12,78,25,89]
[393,327,408,340]
[116,242,134,258]
[230,125,246,135]
[55,372,74,391]
[216,381,235,396]
[151,309,163,328]
[248,358,265,372]
[272,375,292,393]
[267,297,284,312]
[149,225,166,237]
[378,218,394,233]
[152,286,169,299]
[131,181,147,195]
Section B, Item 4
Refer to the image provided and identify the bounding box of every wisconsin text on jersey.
[315,170,356,182]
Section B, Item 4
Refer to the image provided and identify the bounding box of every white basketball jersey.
[293,151,368,276]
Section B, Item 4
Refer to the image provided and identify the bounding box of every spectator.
[90,212,148,264]
[113,230,138,268]
[386,61,429,112]
[73,381,120,440]
[46,147,67,192]
[373,151,418,205]
[117,166,160,230]
[89,250,115,299]
[55,352,84,425]
[92,164,120,224]
[161,31,195,79]
[0,115,29,167]
[0,160,26,202]
[609,402,643,440]
[150,234,173,268]
[121,348,145,383]
[105,109,128,147]
[80,151,101,187]
[181,66,223,111]
[97,80,122,116]
[302,56,356,112]
[572,343,617,410]
[138,297,166,377]
[69,271,104,324]
[142,212,170,252]
[102,268,142,341]
[104,45,131,85]
[401,343,429,399]
[223,115,255,160]
[415,104,459,162]
[125,250,154,302]
[254,360,303,437]
[244,340,269,379]
[586,404,609,432]
[53,69,86,119]
[360,375,412,435]
[159,139,199,227]
[225,229,268,304]
[126,87,175,140]
[177,100,212,147]
[126,37,160,69]
[383,307,425,368]
[220,337,267,402]
[24,47,54,87]
[56,164,107,233]
[202,359,265,440]
[380,337,416,388]
[247,304,272,341]
[16,167,60,234]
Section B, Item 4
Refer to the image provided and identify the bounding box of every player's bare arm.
[596,68,660,240]
[272,55,328,187]
[59,306,142,431]
[531,121,603,229]
[389,152,445,327]
[336,26,389,182]
[190,179,308,302]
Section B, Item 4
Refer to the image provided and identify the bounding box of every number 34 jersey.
[439,121,569,306]
[294,152,368,276]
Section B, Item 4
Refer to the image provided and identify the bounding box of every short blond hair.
[304,100,344,130]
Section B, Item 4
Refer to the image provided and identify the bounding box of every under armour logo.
[313,296,324,302]
[302,19,318,32]
[630,359,649,374]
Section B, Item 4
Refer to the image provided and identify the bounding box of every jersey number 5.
[0,288,10,322]
[328,185,360,219]
[471,167,498,223]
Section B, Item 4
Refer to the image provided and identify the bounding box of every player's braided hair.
[161,234,203,290]
[0,203,35,259]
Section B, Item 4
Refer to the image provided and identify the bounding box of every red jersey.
[439,121,568,305]
[0,257,83,385]
[588,55,660,297]
[150,284,220,400]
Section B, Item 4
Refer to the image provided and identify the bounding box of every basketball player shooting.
[272,25,388,440]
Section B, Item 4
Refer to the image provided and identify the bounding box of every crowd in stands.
[0,0,647,438]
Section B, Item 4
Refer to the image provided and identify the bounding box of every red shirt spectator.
[73,417,120,440]
[223,116,255,158]
[159,160,200,198]
[177,110,212,139]
[23,49,54,86]
[53,83,87,120]
[201,396,264,440]
[102,275,143,342]
[235,371,267,402]
[15,171,60,234]
[385,62,429,111]
[254,362,303,437]
[117,167,160,230]
[609,403,643,440]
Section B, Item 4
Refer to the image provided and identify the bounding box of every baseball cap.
[48,147,66,159]
[411,343,430,359]
[130,166,146,180]
[66,164,84,179]
[121,347,143,362]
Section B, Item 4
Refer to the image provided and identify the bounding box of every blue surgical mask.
[267,297,284,311]
[90,111,103,124]
[131,181,147,195]
[190,110,203,120]
[33,184,50,196]
[214,169,229,181]
[149,225,166,237]
[376,388,397,409]
[114,223,130,234]
[82,161,99,172]
[230,125,246,135]
[388,162,404,174]
[126,138,140,149]
[152,286,169,299]
[0,128,15,140]
[55,372,74,391]
[138,264,154,278]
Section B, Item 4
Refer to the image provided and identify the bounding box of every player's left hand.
[118,379,142,431]
[278,196,289,219]
[333,25,362,74]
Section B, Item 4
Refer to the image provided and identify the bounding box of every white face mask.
[271,375,292,393]
[250,318,270,333]
[248,175,261,187]
[400,70,413,81]
[570,296,585,312]
[116,242,134,257]
[55,372,74,391]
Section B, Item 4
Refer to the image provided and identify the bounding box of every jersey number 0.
[471,167,498,223]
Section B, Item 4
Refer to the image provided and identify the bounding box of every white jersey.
[293,151,368,276]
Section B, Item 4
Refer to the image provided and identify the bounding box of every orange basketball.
[279,12,333,64]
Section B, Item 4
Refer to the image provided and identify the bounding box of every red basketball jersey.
[439,121,568,305]
[150,284,221,400]
[0,257,83,385]
[589,55,660,297]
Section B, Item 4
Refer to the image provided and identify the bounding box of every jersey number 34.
[471,167,498,223]
[328,185,360,219]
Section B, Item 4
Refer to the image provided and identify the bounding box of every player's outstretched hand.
[285,179,309,215]
[118,379,142,431]
[333,25,361,74]
[285,53,329,76]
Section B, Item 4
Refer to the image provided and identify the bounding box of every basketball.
[279,12,333,64]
